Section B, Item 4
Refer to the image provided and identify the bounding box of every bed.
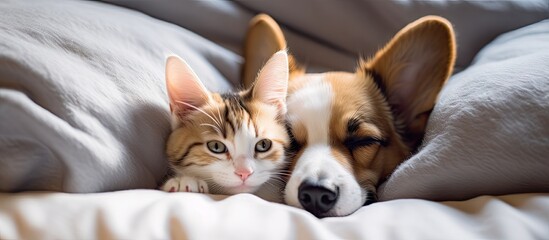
[1,0,548,239]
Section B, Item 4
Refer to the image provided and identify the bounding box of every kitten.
[161,51,290,200]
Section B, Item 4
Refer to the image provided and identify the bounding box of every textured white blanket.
[1,190,549,239]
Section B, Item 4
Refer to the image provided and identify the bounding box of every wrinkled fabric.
[1,191,549,239]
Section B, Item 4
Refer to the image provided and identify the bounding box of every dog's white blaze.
[285,74,365,216]
[287,74,332,145]
[294,144,337,175]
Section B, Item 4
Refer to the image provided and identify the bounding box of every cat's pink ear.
[252,50,289,114]
[165,55,210,117]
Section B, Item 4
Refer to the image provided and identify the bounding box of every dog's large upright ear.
[362,16,456,150]
[243,14,287,89]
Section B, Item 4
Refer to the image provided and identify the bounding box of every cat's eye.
[207,141,227,154]
[255,139,272,152]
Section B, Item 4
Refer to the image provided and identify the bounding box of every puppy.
[243,14,456,217]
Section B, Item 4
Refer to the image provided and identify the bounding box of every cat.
[160,50,290,200]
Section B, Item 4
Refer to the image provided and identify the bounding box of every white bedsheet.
[1,191,548,239]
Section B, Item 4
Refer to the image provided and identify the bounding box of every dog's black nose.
[298,181,338,216]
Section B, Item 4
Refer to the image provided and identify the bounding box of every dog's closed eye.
[345,118,386,150]
[343,136,386,150]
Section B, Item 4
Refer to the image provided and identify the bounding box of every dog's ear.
[362,16,456,150]
[243,14,287,89]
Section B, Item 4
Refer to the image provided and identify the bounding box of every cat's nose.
[234,169,253,181]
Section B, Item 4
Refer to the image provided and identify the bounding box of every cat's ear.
[251,50,289,115]
[165,55,211,117]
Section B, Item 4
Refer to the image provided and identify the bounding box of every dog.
[242,14,456,217]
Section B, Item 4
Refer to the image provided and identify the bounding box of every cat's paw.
[177,176,209,193]
[161,176,209,193]
[161,178,182,192]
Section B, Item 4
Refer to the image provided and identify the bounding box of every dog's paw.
[161,176,209,193]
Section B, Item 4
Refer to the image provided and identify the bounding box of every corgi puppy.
[243,14,456,217]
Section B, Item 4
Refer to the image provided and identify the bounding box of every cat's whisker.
[271,175,288,181]
[200,123,223,136]
[261,181,285,196]
[205,101,224,130]
[262,182,281,193]
[268,177,288,184]
[202,178,225,194]
[255,172,276,178]
[261,180,280,189]
[273,175,291,179]
[255,170,274,175]
[269,171,292,177]
[266,175,288,184]
[273,172,289,176]
[214,103,224,130]
[176,101,222,129]
[273,172,292,176]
